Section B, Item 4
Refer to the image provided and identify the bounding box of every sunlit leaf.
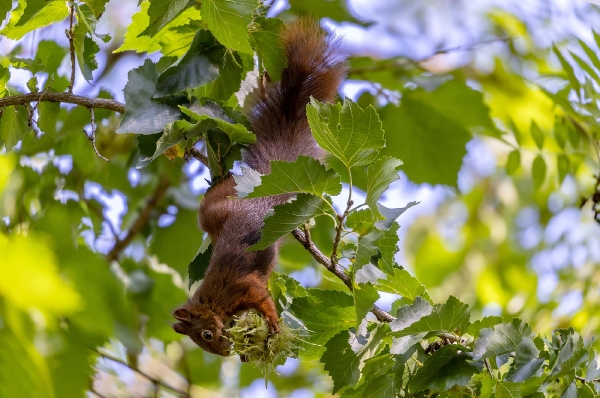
[234,155,342,198]
[201,0,258,54]
[308,98,385,169]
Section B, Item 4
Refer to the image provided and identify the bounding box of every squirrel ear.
[173,322,187,335]
[173,308,192,322]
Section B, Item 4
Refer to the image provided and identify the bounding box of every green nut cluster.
[227,311,302,376]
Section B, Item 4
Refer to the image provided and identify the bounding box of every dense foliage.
[1,0,600,397]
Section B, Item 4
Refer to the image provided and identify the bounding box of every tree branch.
[95,350,190,397]
[0,92,125,113]
[66,2,76,93]
[106,176,170,262]
[291,228,395,323]
[348,37,513,75]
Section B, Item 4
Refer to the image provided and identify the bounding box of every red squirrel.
[172,19,347,357]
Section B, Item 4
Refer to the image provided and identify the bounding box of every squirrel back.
[244,18,347,173]
[173,19,347,358]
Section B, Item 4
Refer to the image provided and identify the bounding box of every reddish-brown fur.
[172,19,347,357]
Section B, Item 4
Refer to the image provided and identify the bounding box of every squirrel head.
[172,303,234,356]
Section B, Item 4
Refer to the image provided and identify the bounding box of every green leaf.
[353,282,379,332]
[366,156,403,215]
[188,243,212,289]
[75,3,110,42]
[531,155,546,190]
[289,289,355,361]
[383,80,499,186]
[180,102,255,144]
[393,296,470,338]
[250,17,287,81]
[554,117,567,149]
[409,345,483,393]
[201,0,258,54]
[307,98,385,169]
[115,1,200,55]
[288,0,369,26]
[0,63,10,98]
[155,30,224,97]
[0,106,30,151]
[37,101,60,136]
[576,384,596,398]
[467,316,503,338]
[135,120,192,168]
[0,0,12,25]
[73,23,99,81]
[0,0,69,40]
[355,223,399,276]
[142,0,189,37]
[553,45,580,92]
[506,337,544,382]
[346,208,376,236]
[35,40,68,76]
[116,59,183,135]
[495,381,524,398]
[234,155,342,198]
[249,193,334,250]
[374,202,419,230]
[391,297,432,331]
[506,150,520,175]
[530,121,545,149]
[375,267,429,302]
[570,50,600,84]
[194,52,244,101]
[82,0,110,18]
[557,154,570,184]
[549,332,587,379]
[321,325,389,393]
[473,319,532,360]
[579,38,600,77]
[149,209,204,275]
[0,313,53,398]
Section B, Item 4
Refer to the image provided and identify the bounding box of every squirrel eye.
[230,320,235,328]
[202,330,213,341]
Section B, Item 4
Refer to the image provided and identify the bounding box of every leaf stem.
[291,227,395,323]
[67,2,76,93]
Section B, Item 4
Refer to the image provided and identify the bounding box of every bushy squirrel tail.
[245,18,347,173]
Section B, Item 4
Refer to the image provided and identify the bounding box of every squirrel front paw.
[266,314,280,335]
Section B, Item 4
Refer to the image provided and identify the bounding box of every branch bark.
[106,176,170,262]
[0,92,125,113]
[95,350,190,397]
[291,228,395,323]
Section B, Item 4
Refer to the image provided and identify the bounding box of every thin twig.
[484,359,496,379]
[575,374,600,383]
[67,2,76,93]
[291,227,395,323]
[95,350,190,397]
[0,92,125,113]
[185,147,209,167]
[106,176,170,262]
[84,108,110,161]
[331,200,353,266]
[348,37,513,75]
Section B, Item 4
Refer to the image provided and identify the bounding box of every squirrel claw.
[267,318,280,336]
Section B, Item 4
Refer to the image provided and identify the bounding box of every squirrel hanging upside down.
[172,19,347,358]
